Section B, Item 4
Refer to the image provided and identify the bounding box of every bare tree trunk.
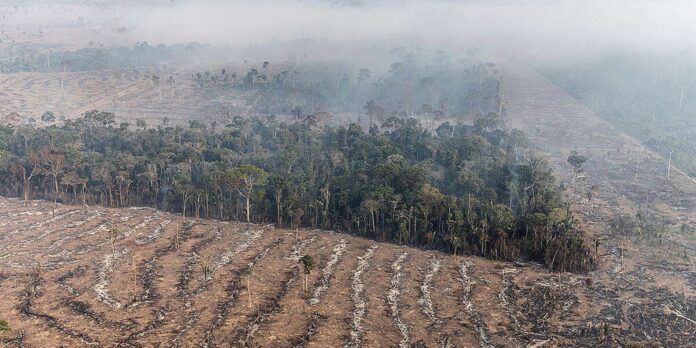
[182,195,188,219]
[205,192,209,218]
[246,195,251,228]
[132,253,138,301]
[247,276,252,309]
[23,180,30,201]
[53,175,58,217]
[175,225,180,251]
[195,194,201,218]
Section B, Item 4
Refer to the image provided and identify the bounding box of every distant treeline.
[189,52,499,122]
[0,42,214,73]
[0,111,595,272]
[544,53,696,176]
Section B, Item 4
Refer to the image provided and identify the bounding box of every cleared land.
[0,196,663,348]
[0,69,248,127]
[498,61,696,346]
[0,62,695,347]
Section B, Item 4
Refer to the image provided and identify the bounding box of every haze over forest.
[0,1,695,347]
[4,0,696,59]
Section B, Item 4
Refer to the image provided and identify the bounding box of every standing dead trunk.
[132,253,138,301]
[195,194,201,218]
[175,225,180,251]
[245,195,251,229]
[52,174,59,215]
[276,190,283,227]
[23,180,30,201]
[247,276,253,309]
[182,194,189,220]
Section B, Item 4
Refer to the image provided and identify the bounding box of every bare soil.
[1,61,695,347]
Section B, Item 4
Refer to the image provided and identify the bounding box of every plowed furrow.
[230,266,300,347]
[400,253,440,347]
[16,272,99,346]
[305,240,367,347]
[459,262,493,348]
[202,238,283,346]
[419,257,442,325]
[360,248,403,347]
[309,238,347,305]
[251,234,339,347]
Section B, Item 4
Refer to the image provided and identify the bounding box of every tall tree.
[38,146,65,214]
[225,165,268,227]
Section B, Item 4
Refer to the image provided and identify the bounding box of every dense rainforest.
[0,111,595,272]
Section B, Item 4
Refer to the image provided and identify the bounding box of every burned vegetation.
[0,197,672,347]
[0,3,694,345]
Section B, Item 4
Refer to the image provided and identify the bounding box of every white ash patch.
[0,217,28,227]
[4,209,80,239]
[135,219,173,244]
[310,238,347,305]
[387,252,409,348]
[287,235,319,261]
[459,262,493,348]
[346,245,377,348]
[212,228,265,273]
[65,210,105,228]
[94,248,129,309]
[122,215,157,239]
[419,257,442,325]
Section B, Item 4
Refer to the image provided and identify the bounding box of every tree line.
[0,111,594,271]
[0,111,595,272]
[190,53,499,121]
[545,53,696,176]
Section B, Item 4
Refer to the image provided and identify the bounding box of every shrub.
[0,319,10,332]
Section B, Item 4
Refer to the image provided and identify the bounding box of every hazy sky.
[3,0,696,64]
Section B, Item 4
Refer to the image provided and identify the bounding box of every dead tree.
[108,226,122,258]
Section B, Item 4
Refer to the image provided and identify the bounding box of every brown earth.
[497,60,696,347]
[1,61,695,348]
[0,69,250,127]
[0,197,586,348]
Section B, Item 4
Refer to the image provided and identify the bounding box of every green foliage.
[567,151,587,173]
[225,165,268,199]
[0,319,10,332]
[610,212,668,240]
[0,110,595,272]
[299,255,314,274]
